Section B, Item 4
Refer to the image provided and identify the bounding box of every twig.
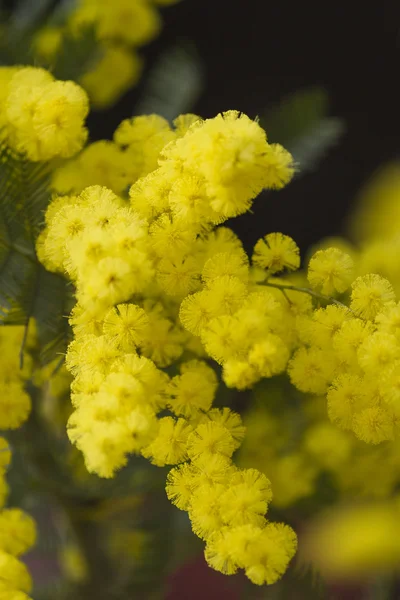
[262,280,354,313]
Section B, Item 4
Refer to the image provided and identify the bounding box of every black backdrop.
[91,0,400,253]
[12,0,400,252]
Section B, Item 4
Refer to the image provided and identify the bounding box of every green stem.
[262,280,353,312]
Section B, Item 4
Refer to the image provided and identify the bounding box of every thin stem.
[19,317,30,369]
[262,280,354,313]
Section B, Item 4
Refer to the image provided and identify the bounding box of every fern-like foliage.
[0,2,100,84]
[262,87,345,175]
[50,26,100,82]
[0,139,73,364]
[134,43,204,122]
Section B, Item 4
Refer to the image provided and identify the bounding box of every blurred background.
[2,1,400,598]
[95,0,400,253]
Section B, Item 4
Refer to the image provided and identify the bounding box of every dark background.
[91,0,400,254]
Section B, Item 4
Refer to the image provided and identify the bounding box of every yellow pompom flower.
[179,290,215,336]
[198,408,246,449]
[303,502,400,579]
[0,584,31,600]
[206,523,297,585]
[5,66,54,127]
[201,315,240,364]
[157,255,201,297]
[0,551,32,593]
[0,66,20,135]
[376,303,400,341]
[333,317,375,368]
[309,305,351,349]
[103,304,149,351]
[288,347,336,394]
[0,510,36,557]
[69,420,137,478]
[83,257,136,307]
[206,275,247,316]
[76,0,161,47]
[66,334,119,376]
[351,274,396,320]
[167,360,218,418]
[189,482,225,539]
[200,227,244,260]
[117,116,175,180]
[219,469,272,528]
[166,463,195,511]
[116,114,172,149]
[140,314,185,367]
[7,70,89,161]
[352,406,395,444]
[222,359,259,390]
[141,417,192,466]
[241,523,297,585]
[33,26,63,61]
[327,374,366,431]
[53,141,137,196]
[111,353,168,407]
[80,45,142,110]
[204,528,240,575]
[307,247,354,296]
[202,250,249,284]
[187,422,236,461]
[357,332,399,375]
[168,174,215,224]
[248,335,290,378]
[187,454,236,489]
[150,214,196,258]
[0,383,31,430]
[252,233,300,276]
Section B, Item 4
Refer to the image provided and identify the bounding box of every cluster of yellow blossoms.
[33,0,182,109]
[240,391,400,509]
[4,63,400,588]
[288,252,400,444]
[0,329,37,600]
[36,94,297,583]
[0,328,32,432]
[0,66,89,162]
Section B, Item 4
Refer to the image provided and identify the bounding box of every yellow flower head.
[187,422,236,461]
[0,550,32,593]
[141,417,192,466]
[103,304,149,351]
[6,69,89,162]
[167,360,217,418]
[307,247,354,296]
[351,274,396,320]
[252,233,300,276]
[0,510,36,557]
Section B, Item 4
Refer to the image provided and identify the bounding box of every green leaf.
[262,87,345,174]
[0,139,73,364]
[50,26,100,82]
[8,0,55,34]
[134,43,204,122]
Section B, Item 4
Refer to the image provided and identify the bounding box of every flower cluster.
[180,233,302,390]
[0,67,89,162]
[33,0,182,109]
[0,327,32,431]
[289,250,400,444]
[37,108,298,584]
[0,327,37,599]
[240,389,400,510]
